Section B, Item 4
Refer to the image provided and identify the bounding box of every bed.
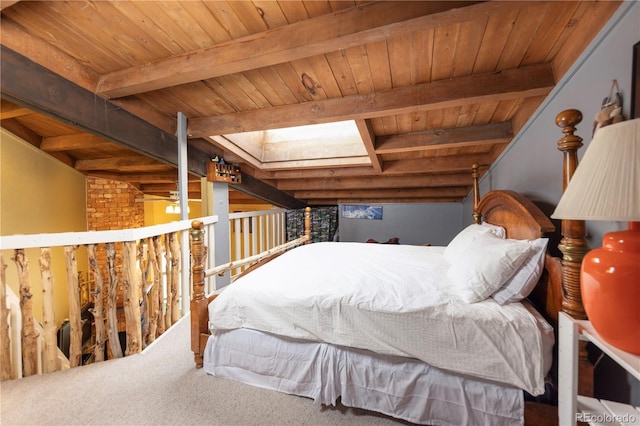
[189,109,591,425]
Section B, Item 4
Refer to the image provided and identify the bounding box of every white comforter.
[208,242,553,395]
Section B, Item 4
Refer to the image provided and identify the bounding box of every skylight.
[209,120,371,170]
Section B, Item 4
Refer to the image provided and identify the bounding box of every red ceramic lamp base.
[581,222,640,355]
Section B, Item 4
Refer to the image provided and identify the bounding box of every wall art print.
[341,204,383,220]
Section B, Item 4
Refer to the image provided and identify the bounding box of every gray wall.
[338,202,462,246]
[462,2,639,406]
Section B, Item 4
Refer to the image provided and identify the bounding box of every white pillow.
[447,233,533,303]
[491,238,548,305]
[444,223,506,263]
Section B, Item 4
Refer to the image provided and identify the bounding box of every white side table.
[558,312,640,425]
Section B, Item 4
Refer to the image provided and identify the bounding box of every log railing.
[0,207,290,380]
[0,216,218,380]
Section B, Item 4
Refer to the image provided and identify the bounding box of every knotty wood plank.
[451,18,486,79]
[431,23,460,81]
[496,3,547,70]
[189,63,555,136]
[472,8,519,74]
[0,16,100,91]
[523,2,580,66]
[551,1,622,79]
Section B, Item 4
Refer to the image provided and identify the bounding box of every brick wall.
[86,177,144,231]
[86,177,145,337]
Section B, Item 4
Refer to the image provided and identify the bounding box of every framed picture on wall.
[341,204,383,220]
[632,41,640,119]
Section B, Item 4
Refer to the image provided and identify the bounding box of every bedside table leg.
[559,312,579,426]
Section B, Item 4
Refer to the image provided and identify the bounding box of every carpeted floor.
[0,315,406,426]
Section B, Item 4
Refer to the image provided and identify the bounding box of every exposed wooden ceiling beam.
[277,173,472,191]
[307,197,464,205]
[294,187,470,200]
[188,64,554,137]
[375,122,513,154]
[74,156,172,172]
[383,154,492,174]
[0,99,32,119]
[87,171,180,184]
[356,119,382,173]
[40,133,109,152]
[96,1,516,98]
[0,117,41,148]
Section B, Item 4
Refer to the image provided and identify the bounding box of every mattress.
[209,242,554,395]
[203,328,526,426]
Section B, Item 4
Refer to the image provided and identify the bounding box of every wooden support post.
[13,249,38,376]
[39,248,57,373]
[87,244,105,362]
[170,232,182,324]
[0,254,11,381]
[190,220,208,368]
[64,245,82,368]
[122,241,142,356]
[105,242,123,359]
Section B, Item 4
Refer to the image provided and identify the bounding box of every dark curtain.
[286,206,338,243]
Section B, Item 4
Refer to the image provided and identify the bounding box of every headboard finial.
[471,163,481,224]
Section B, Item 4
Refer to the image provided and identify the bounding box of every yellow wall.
[1,129,88,327]
[143,197,202,226]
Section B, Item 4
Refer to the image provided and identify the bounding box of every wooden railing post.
[105,242,123,359]
[39,247,57,373]
[122,241,142,356]
[0,254,11,381]
[190,220,208,368]
[64,245,82,367]
[87,244,105,362]
[304,207,312,243]
[12,249,38,376]
[151,236,164,336]
[169,232,181,324]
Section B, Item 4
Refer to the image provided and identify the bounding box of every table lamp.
[552,118,640,355]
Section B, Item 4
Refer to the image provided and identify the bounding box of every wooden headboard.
[478,189,563,325]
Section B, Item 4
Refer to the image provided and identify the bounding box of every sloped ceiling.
[0,1,622,207]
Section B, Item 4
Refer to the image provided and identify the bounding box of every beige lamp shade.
[552,118,640,221]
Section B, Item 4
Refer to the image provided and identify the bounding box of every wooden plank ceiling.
[0,1,622,207]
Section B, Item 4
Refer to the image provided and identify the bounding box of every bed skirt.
[203,328,524,426]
